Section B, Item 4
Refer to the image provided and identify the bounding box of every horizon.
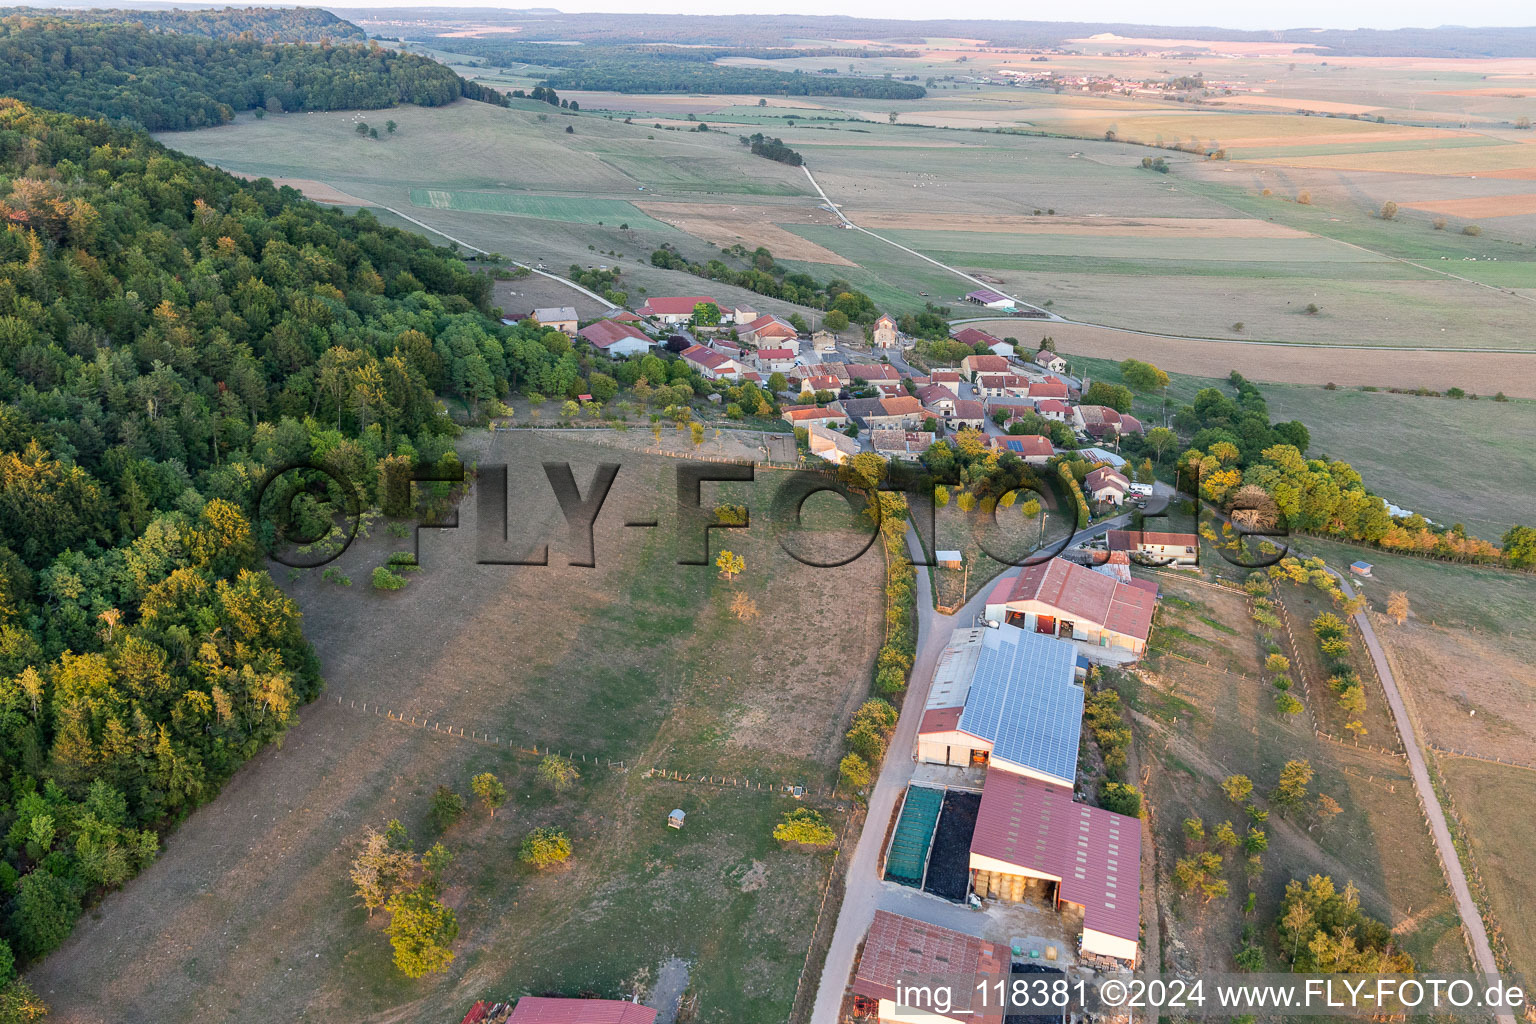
[27,0,1536,34]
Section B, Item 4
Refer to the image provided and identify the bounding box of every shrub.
[839,752,872,790]
[1274,692,1304,715]
[1099,782,1141,817]
[1311,613,1346,641]
[1264,653,1290,673]
[372,566,408,590]
[538,754,580,791]
[773,808,836,846]
[1320,636,1352,657]
[428,786,465,832]
[520,826,572,868]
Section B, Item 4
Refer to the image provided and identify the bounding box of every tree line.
[648,244,879,319]
[0,16,503,132]
[0,97,512,995]
[0,5,368,42]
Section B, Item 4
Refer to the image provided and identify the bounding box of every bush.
[428,786,465,832]
[1099,782,1141,817]
[538,754,580,791]
[520,826,572,868]
[1275,692,1304,715]
[772,808,836,847]
[1311,612,1346,641]
[372,566,409,590]
[839,752,872,790]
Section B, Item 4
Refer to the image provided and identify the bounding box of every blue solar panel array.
[957,626,1082,784]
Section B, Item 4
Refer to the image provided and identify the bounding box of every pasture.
[28,433,886,1024]
[1438,759,1536,978]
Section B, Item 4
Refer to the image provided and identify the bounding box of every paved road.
[807,510,1141,1024]
[1327,569,1513,1023]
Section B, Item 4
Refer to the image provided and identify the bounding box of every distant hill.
[340,9,1536,59]
[0,15,506,130]
[0,4,367,42]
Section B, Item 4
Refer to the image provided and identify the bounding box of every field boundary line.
[1429,745,1536,774]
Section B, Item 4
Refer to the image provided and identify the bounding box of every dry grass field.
[1127,572,1469,977]
[28,433,886,1024]
[1437,759,1536,977]
[634,201,853,264]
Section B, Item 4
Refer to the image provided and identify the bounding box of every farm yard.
[28,433,886,1024]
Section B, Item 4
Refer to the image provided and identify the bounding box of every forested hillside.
[0,5,367,42]
[0,15,505,131]
[0,95,538,999]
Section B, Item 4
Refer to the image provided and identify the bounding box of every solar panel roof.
[956,625,1082,785]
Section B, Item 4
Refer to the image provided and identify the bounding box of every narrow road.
[1327,569,1512,1021]
[807,511,1137,1024]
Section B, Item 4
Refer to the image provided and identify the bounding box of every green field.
[409,189,677,232]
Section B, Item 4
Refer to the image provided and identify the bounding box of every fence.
[1429,744,1536,774]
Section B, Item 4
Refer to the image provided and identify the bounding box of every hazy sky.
[333,0,1534,31]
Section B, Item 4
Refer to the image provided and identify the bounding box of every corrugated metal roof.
[955,625,1082,785]
[507,996,658,1024]
[1006,559,1156,643]
[971,771,1141,944]
[853,910,1006,1023]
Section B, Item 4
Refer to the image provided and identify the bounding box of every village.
[458,290,1202,1024]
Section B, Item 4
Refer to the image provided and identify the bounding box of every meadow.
[29,433,886,1024]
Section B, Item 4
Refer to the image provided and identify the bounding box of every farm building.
[781,405,849,430]
[936,549,963,569]
[753,346,798,373]
[737,313,798,344]
[637,296,718,325]
[679,344,742,380]
[1028,378,1069,402]
[1083,466,1130,506]
[531,306,578,335]
[1035,399,1069,422]
[578,319,655,358]
[1078,446,1127,468]
[975,374,1030,399]
[871,313,901,348]
[866,396,927,431]
[961,354,1010,379]
[1106,530,1199,566]
[929,369,963,396]
[730,305,757,325]
[872,429,935,460]
[964,288,1014,309]
[970,771,1142,968]
[851,910,1006,1024]
[990,434,1054,465]
[807,422,860,465]
[951,326,1002,348]
[506,996,657,1023]
[916,624,1083,787]
[984,557,1157,658]
[811,329,839,353]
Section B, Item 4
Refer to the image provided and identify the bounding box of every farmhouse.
[505,996,657,1024]
[871,313,901,349]
[1083,466,1130,506]
[975,374,1030,399]
[781,405,849,430]
[679,344,742,380]
[1035,399,1069,422]
[990,434,1054,465]
[1106,529,1199,566]
[531,306,578,336]
[1035,350,1067,374]
[930,370,963,396]
[578,319,654,358]
[915,384,956,417]
[637,296,718,325]
[951,326,1002,349]
[964,288,1014,309]
[794,373,842,397]
[833,397,885,429]
[753,347,798,373]
[961,354,1010,379]
[872,429,935,460]
[846,362,903,383]
[811,329,838,353]
[737,313,799,345]
[950,399,987,431]
[867,396,927,430]
[807,422,861,465]
[916,624,1083,786]
[984,557,1157,658]
[970,771,1142,968]
[1028,378,1070,402]
[730,305,757,325]
[1072,405,1142,439]
[851,910,1006,1024]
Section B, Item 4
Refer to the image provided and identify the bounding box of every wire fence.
[1429,744,1536,774]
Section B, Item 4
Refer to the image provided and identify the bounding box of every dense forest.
[0,96,555,1000]
[0,5,367,42]
[650,243,878,320]
[0,16,503,132]
[414,37,925,99]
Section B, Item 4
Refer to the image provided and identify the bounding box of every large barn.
[984,558,1157,658]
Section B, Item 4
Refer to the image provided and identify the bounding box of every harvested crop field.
[634,201,854,264]
[845,213,1312,237]
[959,319,1536,396]
[1403,193,1536,218]
[1437,758,1536,977]
[227,172,373,206]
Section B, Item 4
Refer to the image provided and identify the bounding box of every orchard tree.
[520,826,572,868]
[538,755,580,792]
[471,773,507,816]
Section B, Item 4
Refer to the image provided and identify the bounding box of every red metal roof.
[971,771,1141,944]
[460,1002,490,1024]
[919,706,962,734]
[1106,530,1199,551]
[951,326,1002,346]
[853,911,1006,1023]
[1004,558,1156,642]
[578,319,651,349]
[638,296,716,316]
[507,996,657,1024]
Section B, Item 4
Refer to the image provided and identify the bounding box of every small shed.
[936,549,963,569]
[668,808,686,829]
[1350,561,1374,577]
